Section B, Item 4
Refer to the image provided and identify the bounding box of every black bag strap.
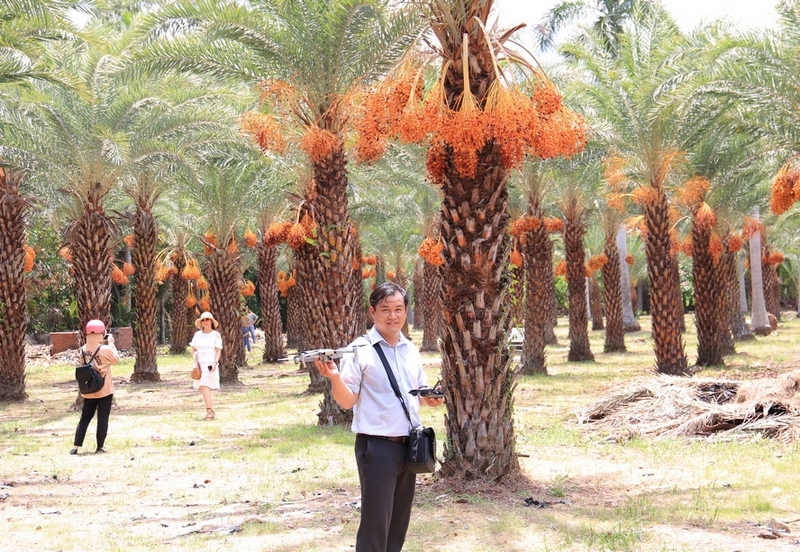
[81,344,103,366]
[373,342,414,428]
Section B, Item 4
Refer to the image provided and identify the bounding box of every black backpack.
[75,345,105,394]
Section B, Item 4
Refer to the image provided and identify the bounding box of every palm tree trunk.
[169,252,189,354]
[257,240,285,363]
[292,139,360,425]
[733,252,754,340]
[412,260,424,332]
[131,205,160,382]
[564,206,594,362]
[420,260,443,352]
[691,218,724,366]
[0,170,29,401]
[520,222,550,374]
[205,248,242,383]
[717,242,737,354]
[643,191,688,375]
[285,276,302,351]
[508,263,525,328]
[437,140,518,479]
[543,232,558,345]
[589,274,604,331]
[72,203,113,337]
[762,243,781,322]
[601,237,625,352]
[617,225,640,331]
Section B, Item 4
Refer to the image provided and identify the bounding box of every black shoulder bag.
[373,342,436,474]
[75,345,105,394]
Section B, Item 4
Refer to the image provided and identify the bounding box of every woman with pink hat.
[70,319,120,455]
[191,311,222,420]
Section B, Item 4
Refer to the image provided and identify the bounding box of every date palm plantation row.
[2,0,800,480]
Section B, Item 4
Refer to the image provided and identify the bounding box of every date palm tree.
[537,0,639,54]
[562,2,701,374]
[377,0,586,478]
[0,0,86,401]
[510,162,559,375]
[143,0,420,423]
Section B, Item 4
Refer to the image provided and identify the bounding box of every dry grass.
[2,314,800,551]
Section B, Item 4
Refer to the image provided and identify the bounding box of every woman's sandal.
[205,408,215,420]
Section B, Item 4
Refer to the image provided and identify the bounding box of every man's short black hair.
[369,282,408,309]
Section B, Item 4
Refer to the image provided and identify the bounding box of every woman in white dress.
[191,311,223,420]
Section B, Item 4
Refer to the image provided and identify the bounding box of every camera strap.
[373,342,414,429]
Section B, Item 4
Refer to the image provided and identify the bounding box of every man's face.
[370,292,407,338]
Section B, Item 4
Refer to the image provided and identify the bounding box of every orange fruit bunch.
[509,216,541,236]
[240,280,256,297]
[300,127,340,164]
[586,253,609,272]
[23,244,35,272]
[240,111,286,154]
[243,228,258,248]
[112,264,129,285]
[418,236,444,266]
[265,221,292,247]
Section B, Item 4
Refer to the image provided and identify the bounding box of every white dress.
[191,330,222,389]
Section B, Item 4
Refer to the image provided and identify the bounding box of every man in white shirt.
[315,282,443,552]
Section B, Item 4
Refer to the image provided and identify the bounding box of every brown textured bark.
[717,239,737,354]
[291,139,360,425]
[412,261,424,332]
[131,203,161,382]
[169,252,189,354]
[420,260,443,352]
[420,261,443,350]
[205,247,242,384]
[601,238,625,353]
[763,243,781,322]
[520,217,550,375]
[589,274,604,331]
[257,240,285,363]
[0,169,29,401]
[642,190,688,375]
[285,277,302,351]
[543,233,558,345]
[508,263,525,328]
[71,193,114,340]
[563,203,594,362]
[437,139,518,480]
[691,218,724,367]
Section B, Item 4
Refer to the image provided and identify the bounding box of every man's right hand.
[313,358,339,379]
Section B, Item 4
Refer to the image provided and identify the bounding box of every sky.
[493,0,779,39]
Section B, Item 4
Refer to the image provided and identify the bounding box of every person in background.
[191,311,222,420]
[314,282,444,552]
[247,308,257,346]
[70,319,120,455]
[241,311,252,352]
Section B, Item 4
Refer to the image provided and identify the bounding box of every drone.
[278,347,358,365]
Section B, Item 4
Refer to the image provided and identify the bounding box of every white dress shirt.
[339,326,426,437]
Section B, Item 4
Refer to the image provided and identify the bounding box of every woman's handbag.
[191,365,202,380]
[373,342,437,474]
[75,345,105,394]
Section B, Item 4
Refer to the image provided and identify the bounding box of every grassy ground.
[1,314,800,551]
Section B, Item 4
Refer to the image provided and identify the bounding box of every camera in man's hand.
[207,365,214,371]
[103,333,111,344]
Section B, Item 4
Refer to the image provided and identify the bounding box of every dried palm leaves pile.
[578,370,800,442]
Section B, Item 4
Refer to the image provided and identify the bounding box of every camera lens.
[208,365,213,371]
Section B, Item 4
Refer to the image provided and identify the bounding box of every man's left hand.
[424,396,444,407]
